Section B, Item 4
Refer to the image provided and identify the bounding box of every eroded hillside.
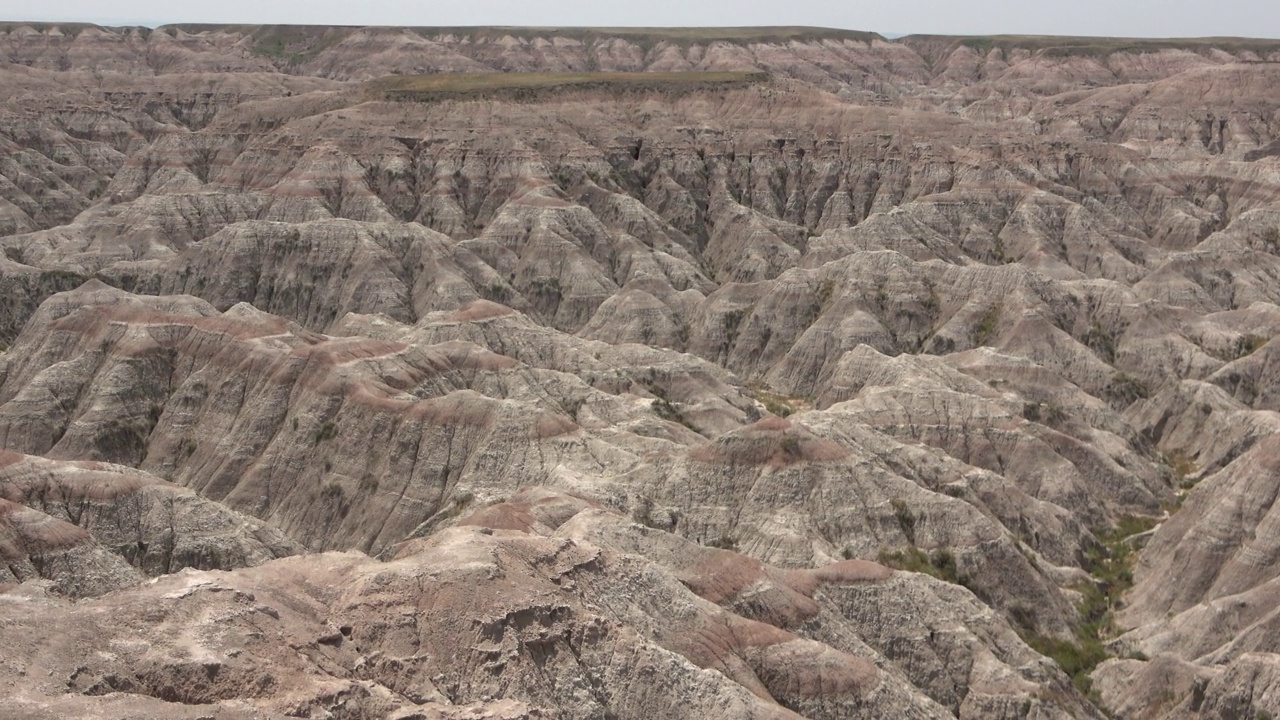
[2,23,1280,720]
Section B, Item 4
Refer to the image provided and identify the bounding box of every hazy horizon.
[3,1,1280,40]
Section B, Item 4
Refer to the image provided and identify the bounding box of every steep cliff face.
[3,22,1280,720]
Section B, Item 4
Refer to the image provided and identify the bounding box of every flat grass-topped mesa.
[902,33,1280,60]
[369,71,769,101]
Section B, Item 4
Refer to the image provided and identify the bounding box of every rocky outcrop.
[0,488,1107,719]
[0,451,301,583]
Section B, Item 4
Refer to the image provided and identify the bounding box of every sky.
[3,0,1280,40]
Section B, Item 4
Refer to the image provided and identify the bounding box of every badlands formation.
[1,23,1280,719]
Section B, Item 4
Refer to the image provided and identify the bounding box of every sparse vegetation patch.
[747,384,810,418]
[1235,334,1269,359]
[877,546,962,584]
[370,71,769,102]
[973,305,1001,346]
[1020,514,1159,697]
[1105,372,1150,408]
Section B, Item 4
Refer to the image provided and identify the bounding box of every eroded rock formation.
[2,22,1280,719]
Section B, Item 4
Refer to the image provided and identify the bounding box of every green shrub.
[723,308,748,344]
[877,547,961,585]
[632,496,655,527]
[974,306,1001,346]
[1083,322,1117,364]
[1235,334,1268,358]
[1024,632,1108,695]
[1261,227,1280,251]
[817,279,836,309]
[1022,401,1069,426]
[890,498,917,544]
[312,420,338,445]
[1105,372,1150,407]
[764,398,793,417]
[707,533,738,551]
